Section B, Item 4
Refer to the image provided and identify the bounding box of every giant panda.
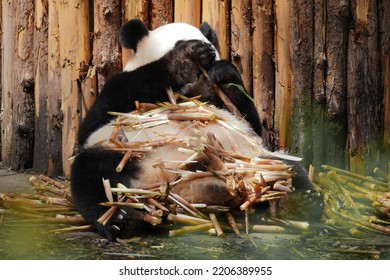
[71,19,321,241]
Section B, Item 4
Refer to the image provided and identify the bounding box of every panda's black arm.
[208,60,263,136]
[77,67,172,147]
[77,40,215,147]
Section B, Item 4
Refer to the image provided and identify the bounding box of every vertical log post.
[347,0,381,174]
[93,1,121,93]
[149,0,173,29]
[289,0,314,165]
[0,2,2,159]
[58,0,91,177]
[46,0,63,176]
[33,0,49,174]
[174,0,201,26]
[231,0,252,94]
[379,0,390,165]
[274,0,292,150]
[311,0,349,170]
[1,0,35,170]
[326,0,349,118]
[202,0,230,60]
[251,0,275,148]
[313,0,326,103]
[311,0,326,169]
[123,0,149,23]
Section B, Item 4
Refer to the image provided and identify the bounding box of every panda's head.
[119,19,221,72]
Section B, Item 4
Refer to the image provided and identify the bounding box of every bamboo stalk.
[226,212,241,236]
[169,193,208,219]
[322,165,388,187]
[209,212,224,237]
[116,150,133,172]
[143,214,162,226]
[168,223,214,237]
[99,202,145,209]
[48,224,94,233]
[252,225,285,233]
[147,198,169,212]
[211,84,243,119]
[97,194,127,225]
[102,178,114,203]
[167,213,210,225]
[112,185,160,197]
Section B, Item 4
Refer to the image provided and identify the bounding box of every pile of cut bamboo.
[315,165,390,237]
[94,94,300,237]
[0,175,91,232]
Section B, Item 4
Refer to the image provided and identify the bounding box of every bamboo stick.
[252,225,285,233]
[116,150,133,172]
[167,213,210,225]
[209,212,224,237]
[168,223,214,237]
[226,212,241,236]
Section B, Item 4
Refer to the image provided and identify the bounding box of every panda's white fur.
[123,22,221,72]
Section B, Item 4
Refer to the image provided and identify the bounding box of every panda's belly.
[129,145,191,189]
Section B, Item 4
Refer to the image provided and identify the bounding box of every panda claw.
[120,209,128,215]
[112,225,121,231]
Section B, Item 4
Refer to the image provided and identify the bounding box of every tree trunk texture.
[231,0,252,94]
[289,0,314,167]
[326,0,349,119]
[93,0,121,93]
[58,0,91,177]
[174,0,201,26]
[123,0,149,23]
[274,0,292,150]
[46,0,63,176]
[33,0,49,174]
[202,0,230,60]
[1,0,35,170]
[0,2,2,160]
[347,0,382,174]
[149,0,173,29]
[379,0,390,166]
[251,0,275,148]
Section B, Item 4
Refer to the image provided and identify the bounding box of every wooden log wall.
[1,0,389,178]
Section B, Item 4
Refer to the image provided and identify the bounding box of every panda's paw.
[208,60,243,85]
[182,40,216,69]
[166,40,216,84]
[98,207,147,241]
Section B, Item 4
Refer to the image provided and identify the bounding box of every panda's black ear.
[119,19,149,51]
[199,22,220,51]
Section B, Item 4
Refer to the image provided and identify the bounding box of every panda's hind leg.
[172,177,243,208]
[71,148,153,241]
[171,153,243,208]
